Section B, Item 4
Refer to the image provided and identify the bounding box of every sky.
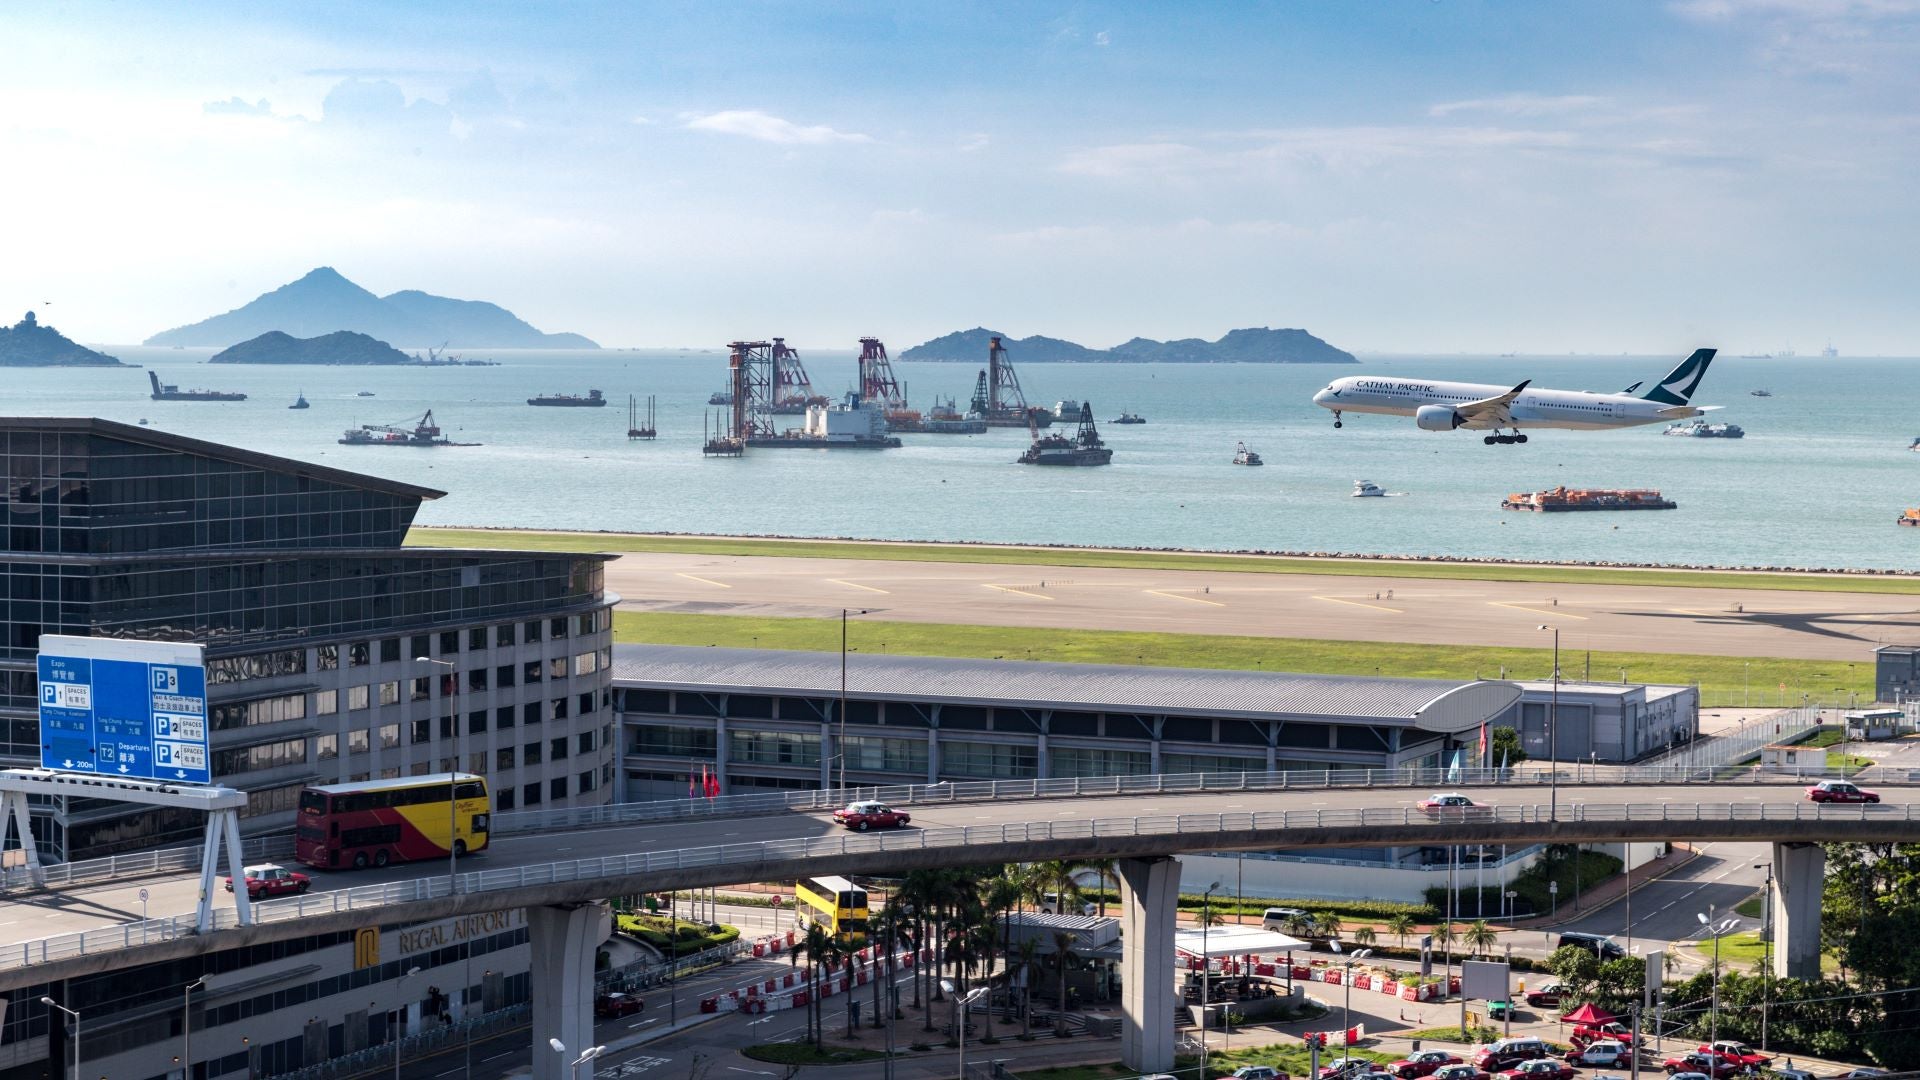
[3,0,1919,354]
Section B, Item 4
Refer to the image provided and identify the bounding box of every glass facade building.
[0,418,617,859]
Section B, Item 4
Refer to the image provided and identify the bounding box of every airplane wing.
[1456,380,1531,425]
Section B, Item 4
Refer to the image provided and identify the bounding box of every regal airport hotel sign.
[36,634,210,784]
[354,910,531,968]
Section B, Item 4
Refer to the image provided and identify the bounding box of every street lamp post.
[1754,862,1775,1048]
[550,1037,605,1079]
[1539,625,1559,819]
[180,975,207,1080]
[418,655,471,1077]
[1201,881,1220,1068]
[41,997,79,1080]
[393,966,422,1080]
[940,980,988,1080]
[1695,904,1734,1047]
[1341,949,1373,1036]
[837,608,869,792]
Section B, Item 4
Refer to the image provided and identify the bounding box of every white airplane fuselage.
[1312,377,1705,431]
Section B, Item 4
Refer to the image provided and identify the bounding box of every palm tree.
[1353,926,1378,950]
[1386,913,1416,950]
[1031,859,1086,917]
[1197,905,1226,928]
[1014,937,1043,1037]
[1282,911,1316,940]
[1049,929,1079,1033]
[1081,857,1117,916]
[1464,920,1498,958]
[980,873,1023,1043]
[1314,911,1345,945]
[1430,921,1458,986]
[800,923,838,1051]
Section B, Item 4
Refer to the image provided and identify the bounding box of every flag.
[1477,723,1488,767]
[688,768,697,798]
[706,767,721,799]
[700,763,711,799]
[1445,747,1463,783]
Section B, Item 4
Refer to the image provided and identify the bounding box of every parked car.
[1805,780,1879,804]
[1572,1021,1641,1048]
[1557,932,1627,959]
[1418,792,1487,815]
[1318,1058,1375,1079]
[831,801,912,830]
[1486,1000,1514,1022]
[1566,1041,1632,1068]
[1523,982,1564,1008]
[1234,1067,1289,1080]
[1474,1040,1552,1072]
[1668,1072,1712,1080]
[223,863,311,899]
[1433,1065,1491,1080]
[1663,1052,1742,1078]
[593,992,645,1017]
[1699,1043,1770,1068]
[1499,1060,1576,1080]
[1392,1051,1464,1078]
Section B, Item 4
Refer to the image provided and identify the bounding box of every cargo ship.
[1502,486,1676,512]
[528,389,606,407]
[746,393,901,449]
[1663,420,1744,438]
[338,410,479,447]
[1018,404,1111,466]
[914,395,986,434]
[148,371,246,401]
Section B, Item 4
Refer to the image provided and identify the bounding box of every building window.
[727,730,821,767]
[941,741,1037,779]
[524,661,543,684]
[841,735,928,774]
[467,668,488,693]
[496,706,515,730]
[349,642,369,668]
[211,693,308,731]
[348,729,369,754]
[468,627,488,651]
[579,692,595,716]
[378,681,399,707]
[497,746,516,770]
[524,619,543,642]
[577,730,595,754]
[496,665,516,689]
[348,685,370,711]
[578,769,596,793]
[1161,752,1268,775]
[573,652,597,677]
[550,777,567,800]
[316,689,338,716]
[469,710,487,734]
[380,767,400,780]
[496,624,514,648]
[317,734,338,760]
[1051,747,1151,778]
[523,782,543,806]
[410,678,430,702]
[551,697,569,721]
[497,788,516,811]
[525,741,543,765]
[548,658,567,680]
[212,737,308,776]
[411,635,430,661]
[440,630,460,655]
[379,723,399,749]
[380,638,400,664]
[628,725,717,758]
[317,644,339,671]
[241,783,306,819]
[467,752,488,775]
[550,617,569,640]
[550,736,569,761]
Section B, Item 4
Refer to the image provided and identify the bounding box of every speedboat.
[1352,480,1386,497]
[1232,442,1263,466]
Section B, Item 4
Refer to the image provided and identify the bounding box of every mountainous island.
[209,330,416,365]
[0,311,126,367]
[146,267,599,349]
[899,326,1356,364]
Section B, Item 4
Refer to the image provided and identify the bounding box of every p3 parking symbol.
[152,667,179,692]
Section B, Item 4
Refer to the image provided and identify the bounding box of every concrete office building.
[0,418,617,1080]
[0,417,619,859]
[1876,644,1920,704]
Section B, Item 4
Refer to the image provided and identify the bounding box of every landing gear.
[1482,430,1529,446]
[1332,410,1343,429]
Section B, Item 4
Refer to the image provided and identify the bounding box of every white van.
[1261,907,1308,932]
[1040,892,1096,916]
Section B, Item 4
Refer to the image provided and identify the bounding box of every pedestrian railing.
[7,797,1911,976]
[0,833,294,893]
[262,1004,528,1080]
[1643,705,1822,772]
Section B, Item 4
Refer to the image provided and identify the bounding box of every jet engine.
[1414,404,1465,431]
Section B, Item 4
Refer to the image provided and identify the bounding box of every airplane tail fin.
[1640,348,1716,405]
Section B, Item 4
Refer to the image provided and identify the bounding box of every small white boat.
[1352,480,1386,497]
[1233,442,1263,466]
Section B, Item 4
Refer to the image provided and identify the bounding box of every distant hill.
[899,325,1355,364]
[209,330,415,365]
[0,311,126,367]
[146,267,599,349]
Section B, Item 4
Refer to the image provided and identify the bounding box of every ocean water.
[6,346,1918,571]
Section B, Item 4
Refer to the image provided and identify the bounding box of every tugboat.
[1663,420,1744,438]
[1112,411,1146,424]
[338,410,479,447]
[289,390,309,410]
[528,388,606,407]
[1233,442,1264,466]
[357,391,376,397]
[1352,480,1386,497]
[1017,403,1112,466]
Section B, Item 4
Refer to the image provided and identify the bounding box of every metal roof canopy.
[0,768,253,931]
[613,644,1522,732]
[1175,925,1310,958]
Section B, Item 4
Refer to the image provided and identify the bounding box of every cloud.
[958,132,991,152]
[204,97,273,117]
[1095,31,1112,46]
[1670,0,1920,19]
[683,109,871,145]
[1429,93,1608,117]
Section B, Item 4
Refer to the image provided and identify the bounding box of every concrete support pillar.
[714,715,729,789]
[302,1018,329,1068]
[819,721,833,788]
[529,902,611,1080]
[1116,856,1179,1073]
[926,728,940,783]
[1771,842,1824,980]
[1036,732,1050,779]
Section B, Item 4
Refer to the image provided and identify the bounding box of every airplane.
[1310,348,1720,445]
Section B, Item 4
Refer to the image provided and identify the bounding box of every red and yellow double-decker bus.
[295,774,490,870]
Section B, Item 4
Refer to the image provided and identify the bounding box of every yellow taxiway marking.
[1145,589,1226,608]
[1312,595,1402,613]
[1489,601,1588,620]
[827,578,890,595]
[983,584,1054,601]
[674,572,732,589]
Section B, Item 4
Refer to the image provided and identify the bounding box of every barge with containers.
[1502,486,1676,512]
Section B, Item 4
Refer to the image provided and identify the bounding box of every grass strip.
[611,611,1874,699]
[409,527,1920,595]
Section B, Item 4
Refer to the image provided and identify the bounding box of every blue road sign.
[37,635,209,784]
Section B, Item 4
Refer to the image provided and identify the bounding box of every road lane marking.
[983,584,1053,601]
[827,578,889,594]
[1489,601,1589,620]
[1146,589,1226,607]
[675,572,731,589]
[1313,595,1402,613]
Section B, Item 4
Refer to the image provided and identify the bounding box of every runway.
[603,551,1920,661]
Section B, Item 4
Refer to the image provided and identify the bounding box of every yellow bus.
[794,875,868,942]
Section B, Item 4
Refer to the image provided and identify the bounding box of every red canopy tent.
[1560,1002,1618,1025]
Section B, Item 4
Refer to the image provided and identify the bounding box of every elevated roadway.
[0,774,1911,991]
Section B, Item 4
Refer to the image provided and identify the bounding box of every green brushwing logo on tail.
[1640,348,1717,405]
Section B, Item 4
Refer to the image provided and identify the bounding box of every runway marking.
[675,572,732,589]
[1488,601,1589,620]
[1668,608,1718,618]
[1313,595,1402,613]
[1146,589,1226,607]
[983,584,1053,601]
[827,578,890,594]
